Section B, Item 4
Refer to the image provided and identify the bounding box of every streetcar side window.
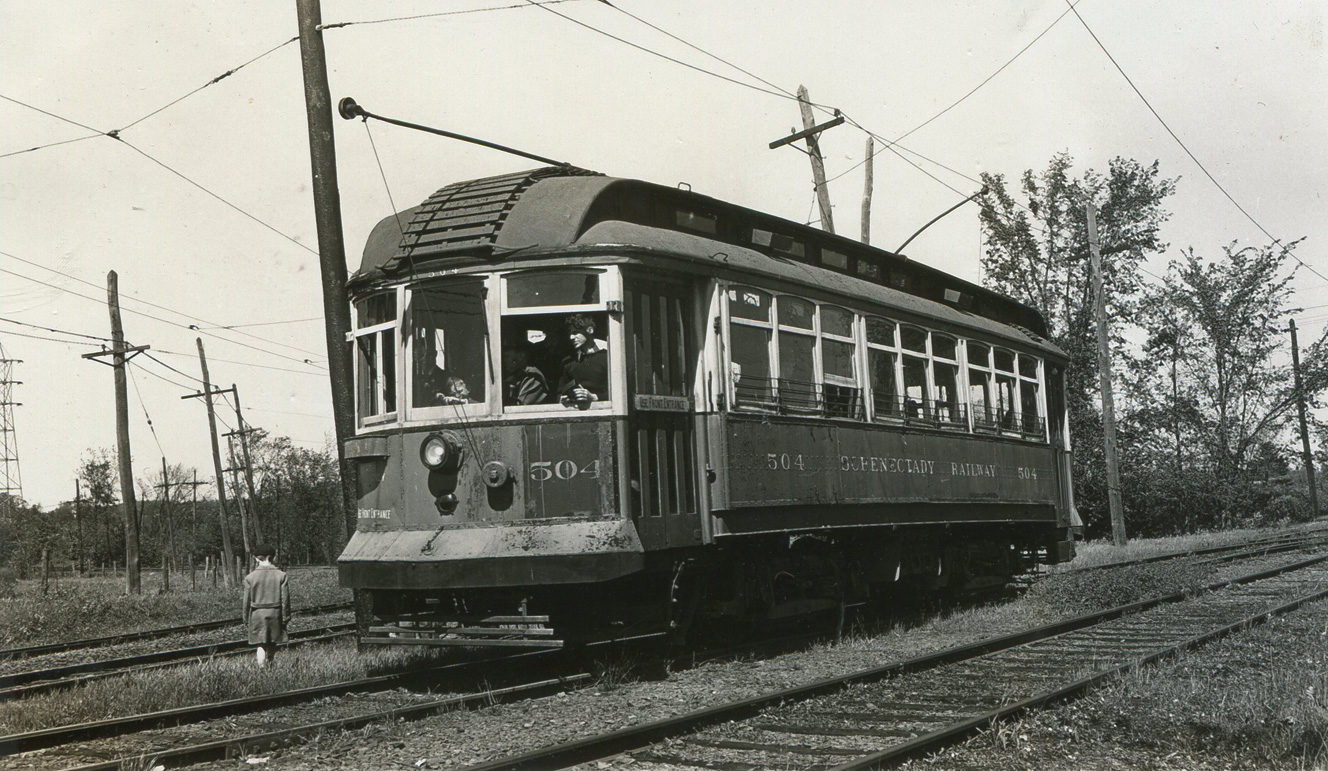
[994,348,1019,430]
[728,287,775,409]
[900,325,929,421]
[866,316,901,419]
[1018,354,1044,437]
[353,291,397,423]
[821,305,861,419]
[409,281,487,409]
[776,296,819,413]
[931,334,962,428]
[968,342,995,430]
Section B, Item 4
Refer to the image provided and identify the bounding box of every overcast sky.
[2,1,1324,507]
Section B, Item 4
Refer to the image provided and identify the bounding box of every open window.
[353,291,398,426]
[407,280,488,416]
[500,270,614,411]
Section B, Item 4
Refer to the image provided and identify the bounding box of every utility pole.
[296,0,357,549]
[74,478,85,575]
[797,85,834,234]
[154,457,177,592]
[1086,205,1127,546]
[0,345,21,525]
[225,385,265,544]
[861,137,874,245]
[224,436,253,559]
[81,271,146,593]
[1289,320,1320,517]
[182,338,237,584]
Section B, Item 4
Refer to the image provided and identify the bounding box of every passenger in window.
[558,314,608,409]
[439,376,472,405]
[503,342,550,405]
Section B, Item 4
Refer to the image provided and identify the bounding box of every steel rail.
[0,647,560,755]
[1066,527,1328,574]
[462,552,1328,770]
[0,627,353,700]
[59,675,591,771]
[829,585,1328,769]
[0,601,352,661]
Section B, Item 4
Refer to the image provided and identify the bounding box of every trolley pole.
[81,271,146,594]
[1289,320,1320,517]
[183,339,237,584]
[1086,204,1127,546]
[296,0,357,547]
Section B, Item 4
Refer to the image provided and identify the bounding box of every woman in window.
[557,314,609,409]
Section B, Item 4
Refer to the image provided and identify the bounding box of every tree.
[1130,240,1328,527]
[978,153,1177,534]
[78,450,121,570]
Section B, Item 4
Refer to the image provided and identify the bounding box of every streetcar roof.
[352,166,1052,339]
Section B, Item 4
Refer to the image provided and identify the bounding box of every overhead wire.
[1064,0,1328,286]
[0,250,327,369]
[0,316,111,342]
[126,361,167,457]
[319,0,580,30]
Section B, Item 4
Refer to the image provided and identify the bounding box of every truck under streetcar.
[336,166,1079,648]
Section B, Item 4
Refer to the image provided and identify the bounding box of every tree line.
[979,152,1328,538]
[0,433,345,590]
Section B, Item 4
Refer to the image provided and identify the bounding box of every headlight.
[420,432,456,469]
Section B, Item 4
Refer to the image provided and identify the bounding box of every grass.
[0,640,456,735]
[1062,520,1328,571]
[0,566,350,647]
[909,602,1328,770]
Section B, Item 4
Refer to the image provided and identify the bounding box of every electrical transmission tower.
[0,342,22,521]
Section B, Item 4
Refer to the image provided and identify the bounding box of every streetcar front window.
[409,281,487,409]
[353,291,397,423]
[500,270,614,411]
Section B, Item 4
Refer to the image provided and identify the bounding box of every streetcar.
[336,166,1079,647]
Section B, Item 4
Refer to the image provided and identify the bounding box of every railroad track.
[0,648,572,763]
[0,623,355,700]
[7,534,1323,769]
[0,601,353,662]
[464,553,1328,770]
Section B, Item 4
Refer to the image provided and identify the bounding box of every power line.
[319,0,580,30]
[126,362,167,457]
[1064,0,1328,286]
[0,316,111,342]
[0,133,102,161]
[0,328,101,346]
[152,348,326,377]
[140,351,205,385]
[119,36,299,132]
[114,138,319,259]
[0,256,326,370]
[0,93,103,135]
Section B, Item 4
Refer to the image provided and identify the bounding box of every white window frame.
[403,275,497,424]
[351,287,402,430]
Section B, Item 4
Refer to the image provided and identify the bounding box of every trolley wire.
[318,0,580,30]
[0,316,111,343]
[127,361,168,457]
[1064,0,1328,286]
[0,250,327,370]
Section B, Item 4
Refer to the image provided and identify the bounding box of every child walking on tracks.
[243,544,289,666]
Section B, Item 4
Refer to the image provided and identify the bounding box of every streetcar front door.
[624,276,701,550]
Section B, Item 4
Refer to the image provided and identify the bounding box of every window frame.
[351,287,401,429]
[404,276,496,422]
[497,267,623,416]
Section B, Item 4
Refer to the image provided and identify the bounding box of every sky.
[1,1,1325,508]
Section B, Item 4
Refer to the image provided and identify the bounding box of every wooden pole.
[107,271,142,594]
[229,386,265,544]
[75,478,85,575]
[226,437,253,559]
[1289,320,1320,517]
[159,457,174,592]
[1086,204,1127,546]
[861,137,874,245]
[796,85,835,234]
[192,339,237,584]
[296,0,357,549]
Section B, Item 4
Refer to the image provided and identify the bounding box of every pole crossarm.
[768,113,845,150]
[81,345,150,366]
[181,386,236,401]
